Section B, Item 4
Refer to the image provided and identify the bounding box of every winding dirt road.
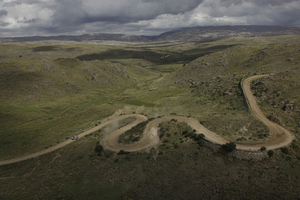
[0,75,295,166]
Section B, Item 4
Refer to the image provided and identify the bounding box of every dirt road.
[0,114,147,166]
[100,74,295,152]
[238,75,295,150]
[0,74,295,166]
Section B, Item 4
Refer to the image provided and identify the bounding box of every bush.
[198,141,204,147]
[280,147,289,154]
[118,150,125,155]
[118,150,129,155]
[260,146,267,151]
[94,143,103,155]
[237,137,247,142]
[193,134,205,141]
[222,142,236,152]
[268,150,274,157]
[163,139,169,143]
[182,130,188,135]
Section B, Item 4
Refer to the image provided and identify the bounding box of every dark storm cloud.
[0,0,299,37]
[51,0,204,25]
[17,18,40,24]
[0,9,7,16]
[245,0,296,6]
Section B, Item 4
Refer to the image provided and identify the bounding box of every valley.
[0,34,300,199]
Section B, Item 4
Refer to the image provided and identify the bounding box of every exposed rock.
[223,91,233,96]
[238,126,248,134]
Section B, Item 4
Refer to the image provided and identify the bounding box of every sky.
[0,0,299,37]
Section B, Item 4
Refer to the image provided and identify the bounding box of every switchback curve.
[0,74,295,166]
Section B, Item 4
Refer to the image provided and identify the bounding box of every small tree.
[268,150,274,157]
[94,142,103,155]
[222,142,236,152]
[260,146,267,151]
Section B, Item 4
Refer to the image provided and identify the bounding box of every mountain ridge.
[1,25,300,43]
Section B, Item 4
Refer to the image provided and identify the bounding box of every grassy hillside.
[1,36,300,199]
[1,120,300,199]
[0,40,238,159]
[0,43,158,159]
[159,35,300,141]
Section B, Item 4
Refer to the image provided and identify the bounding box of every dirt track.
[0,75,295,166]
[239,75,295,150]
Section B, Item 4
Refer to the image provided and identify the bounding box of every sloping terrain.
[158,35,300,141]
[0,35,300,199]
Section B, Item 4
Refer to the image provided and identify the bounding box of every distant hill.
[1,25,300,43]
[155,25,300,41]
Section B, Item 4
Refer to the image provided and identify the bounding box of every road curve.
[238,75,295,150]
[98,74,295,152]
[0,75,295,166]
[0,114,147,166]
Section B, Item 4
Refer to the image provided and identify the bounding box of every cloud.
[0,0,299,37]
[2,0,21,7]
[51,0,204,25]
[17,18,40,24]
[0,9,7,16]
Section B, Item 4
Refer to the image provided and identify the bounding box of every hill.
[159,35,300,141]
[155,25,300,41]
[0,25,300,43]
[0,35,300,199]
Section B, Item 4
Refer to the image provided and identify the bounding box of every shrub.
[198,141,204,147]
[193,134,205,141]
[237,137,247,142]
[94,143,103,155]
[268,150,274,157]
[182,130,188,135]
[280,147,289,154]
[118,150,125,155]
[222,142,236,152]
[260,146,267,151]
[198,133,205,139]
[163,139,169,143]
[286,156,292,161]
